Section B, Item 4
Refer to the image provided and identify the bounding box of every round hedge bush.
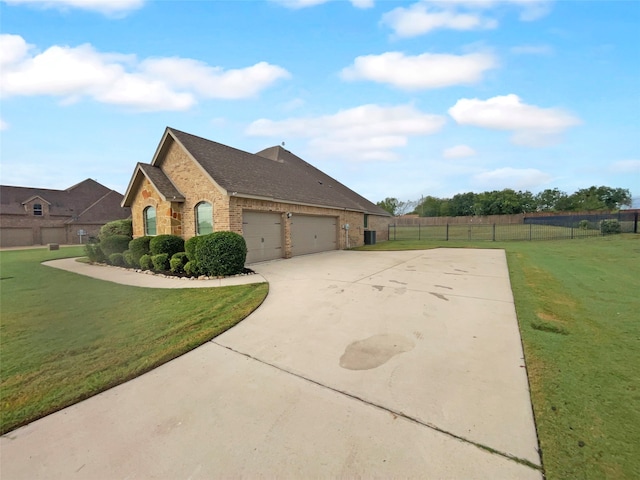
[152,253,170,272]
[123,250,135,267]
[150,234,185,258]
[139,254,153,271]
[195,231,247,277]
[99,219,132,242]
[170,252,188,274]
[185,235,202,261]
[184,260,200,276]
[108,253,126,267]
[128,236,152,267]
[100,234,131,257]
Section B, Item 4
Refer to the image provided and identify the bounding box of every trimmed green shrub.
[150,235,185,258]
[195,231,247,277]
[109,253,126,267]
[600,219,621,235]
[152,253,170,272]
[99,219,132,242]
[128,236,152,267]
[123,250,135,267]
[578,219,590,230]
[170,252,188,274]
[139,254,153,271]
[100,234,131,257]
[85,242,106,264]
[184,235,202,261]
[184,260,200,277]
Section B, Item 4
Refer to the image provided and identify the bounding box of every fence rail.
[388,221,637,242]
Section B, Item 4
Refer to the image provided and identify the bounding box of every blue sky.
[1,0,638,205]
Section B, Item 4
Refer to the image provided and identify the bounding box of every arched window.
[195,202,213,235]
[143,206,157,236]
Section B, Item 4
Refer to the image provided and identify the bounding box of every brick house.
[121,127,391,264]
[0,179,131,247]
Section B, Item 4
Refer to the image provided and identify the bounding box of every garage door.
[41,227,67,245]
[0,228,33,247]
[243,211,283,264]
[291,215,337,256]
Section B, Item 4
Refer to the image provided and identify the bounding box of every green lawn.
[357,235,640,480]
[0,247,268,434]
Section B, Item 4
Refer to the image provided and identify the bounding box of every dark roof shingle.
[167,128,389,216]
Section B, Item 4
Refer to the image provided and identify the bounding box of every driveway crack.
[211,341,542,472]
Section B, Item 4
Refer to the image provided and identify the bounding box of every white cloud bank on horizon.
[610,159,640,174]
[2,0,144,16]
[473,167,552,190]
[270,0,373,9]
[0,34,290,111]
[443,145,476,158]
[382,0,552,37]
[448,94,581,147]
[246,104,446,161]
[341,51,497,90]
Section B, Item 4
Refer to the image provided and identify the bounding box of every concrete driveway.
[1,249,542,479]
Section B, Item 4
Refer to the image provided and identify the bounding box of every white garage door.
[243,211,283,264]
[291,215,337,256]
[0,228,33,247]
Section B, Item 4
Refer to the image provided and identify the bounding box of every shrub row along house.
[0,179,130,248]
[122,127,391,264]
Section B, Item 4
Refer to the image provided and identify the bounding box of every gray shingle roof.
[166,128,389,216]
[0,179,130,222]
[137,163,185,201]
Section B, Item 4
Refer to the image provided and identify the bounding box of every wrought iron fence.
[388,217,638,242]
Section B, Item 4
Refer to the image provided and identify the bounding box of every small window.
[364,214,369,228]
[144,206,157,236]
[196,202,213,235]
[33,204,43,216]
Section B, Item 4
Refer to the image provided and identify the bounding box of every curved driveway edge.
[2,249,542,479]
[42,257,266,288]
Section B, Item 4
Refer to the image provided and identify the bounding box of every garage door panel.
[0,228,33,247]
[291,215,337,256]
[41,227,66,245]
[243,212,283,264]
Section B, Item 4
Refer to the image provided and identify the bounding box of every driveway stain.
[429,292,449,301]
[434,284,452,290]
[372,285,384,291]
[390,280,407,285]
[339,334,415,370]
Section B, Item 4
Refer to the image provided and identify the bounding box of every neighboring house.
[122,127,392,264]
[0,179,131,248]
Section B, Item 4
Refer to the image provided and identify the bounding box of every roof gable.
[121,163,185,207]
[164,128,390,216]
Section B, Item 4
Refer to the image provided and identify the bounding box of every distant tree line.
[376,186,632,217]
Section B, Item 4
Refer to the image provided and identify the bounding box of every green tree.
[448,192,477,216]
[377,197,400,216]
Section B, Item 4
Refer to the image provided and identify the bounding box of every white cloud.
[381,0,551,37]
[0,117,8,130]
[3,0,144,16]
[139,58,290,99]
[341,51,497,90]
[610,160,640,174]
[246,104,446,162]
[0,34,290,111]
[382,3,497,37]
[443,145,476,158]
[271,0,373,9]
[473,167,552,190]
[448,94,581,147]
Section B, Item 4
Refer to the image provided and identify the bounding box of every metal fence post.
[419,223,421,241]
[492,223,496,242]
[446,223,449,241]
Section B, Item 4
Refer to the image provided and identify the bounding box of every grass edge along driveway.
[0,246,268,435]
[357,235,640,480]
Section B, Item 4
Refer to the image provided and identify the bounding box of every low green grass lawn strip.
[356,235,640,480]
[0,247,268,434]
